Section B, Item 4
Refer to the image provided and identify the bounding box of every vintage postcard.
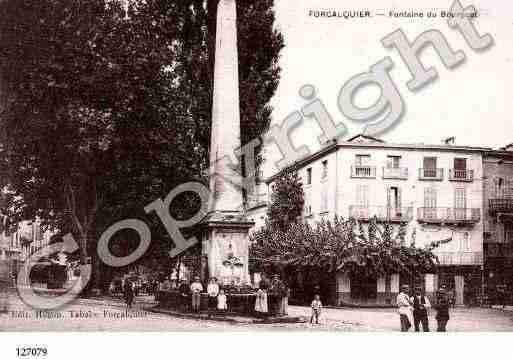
[0,1,512,353]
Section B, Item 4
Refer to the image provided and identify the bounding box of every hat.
[401,284,409,290]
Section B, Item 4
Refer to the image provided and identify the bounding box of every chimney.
[443,136,455,145]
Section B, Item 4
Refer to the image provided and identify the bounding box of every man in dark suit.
[434,285,450,332]
[412,287,431,332]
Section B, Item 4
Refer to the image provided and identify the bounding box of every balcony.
[418,168,444,181]
[382,167,408,180]
[489,198,513,215]
[349,205,413,222]
[449,169,474,182]
[435,251,483,265]
[417,207,481,225]
[351,165,376,178]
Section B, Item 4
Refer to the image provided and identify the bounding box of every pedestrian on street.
[190,276,203,313]
[397,284,413,331]
[434,285,450,332]
[123,279,134,309]
[207,277,219,317]
[217,288,228,314]
[178,279,190,311]
[270,274,286,315]
[310,294,322,324]
[411,287,431,332]
[254,287,268,318]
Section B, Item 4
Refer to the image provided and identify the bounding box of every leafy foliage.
[266,170,305,232]
[250,217,438,278]
[0,0,284,275]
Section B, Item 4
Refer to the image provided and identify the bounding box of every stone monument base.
[200,211,254,285]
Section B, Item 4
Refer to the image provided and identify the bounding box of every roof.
[265,134,493,184]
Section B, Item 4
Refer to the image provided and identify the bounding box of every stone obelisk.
[201,0,253,285]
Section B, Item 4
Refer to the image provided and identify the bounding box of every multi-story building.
[483,145,513,303]
[0,219,54,285]
[248,134,488,306]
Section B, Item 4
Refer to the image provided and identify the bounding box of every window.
[387,156,401,169]
[306,168,312,185]
[460,232,471,252]
[387,186,401,209]
[356,184,370,208]
[454,188,467,208]
[320,185,328,213]
[423,157,437,177]
[454,158,467,171]
[495,177,504,197]
[453,158,467,179]
[355,154,371,166]
[505,224,513,243]
[454,188,467,220]
[424,187,437,219]
[304,190,312,216]
[321,160,328,179]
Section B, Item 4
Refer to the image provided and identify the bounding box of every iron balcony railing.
[489,198,513,215]
[382,167,408,180]
[417,207,481,223]
[351,165,376,178]
[349,205,413,222]
[449,169,474,182]
[435,251,483,265]
[418,168,444,180]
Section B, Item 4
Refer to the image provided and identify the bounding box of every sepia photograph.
[0,0,512,355]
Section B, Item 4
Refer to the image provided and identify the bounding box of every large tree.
[267,170,305,232]
[0,0,284,284]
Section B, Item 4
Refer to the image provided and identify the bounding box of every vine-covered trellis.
[250,216,446,278]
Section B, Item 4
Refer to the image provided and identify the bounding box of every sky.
[262,0,513,175]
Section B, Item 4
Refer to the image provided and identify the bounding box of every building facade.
[482,146,513,304]
[248,135,489,306]
[0,219,54,286]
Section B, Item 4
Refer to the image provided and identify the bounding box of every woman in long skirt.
[254,288,268,317]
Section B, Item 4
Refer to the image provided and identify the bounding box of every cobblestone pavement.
[2,291,513,331]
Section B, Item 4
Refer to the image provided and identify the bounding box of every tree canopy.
[0,0,284,281]
[267,170,305,232]
[250,217,440,278]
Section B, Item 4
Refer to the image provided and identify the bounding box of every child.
[217,289,228,314]
[311,294,322,324]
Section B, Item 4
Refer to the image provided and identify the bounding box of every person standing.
[207,277,219,317]
[270,274,286,315]
[190,276,203,313]
[434,285,450,332]
[123,278,134,309]
[254,287,269,317]
[178,279,190,311]
[217,289,228,314]
[397,284,413,331]
[310,294,322,324]
[411,287,431,332]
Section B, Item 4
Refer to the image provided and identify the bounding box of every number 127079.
[16,347,48,357]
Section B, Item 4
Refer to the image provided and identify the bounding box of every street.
[2,291,513,331]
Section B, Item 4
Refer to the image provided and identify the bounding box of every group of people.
[255,274,290,316]
[157,273,290,317]
[397,284,450,332]
[177,276,228,315]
